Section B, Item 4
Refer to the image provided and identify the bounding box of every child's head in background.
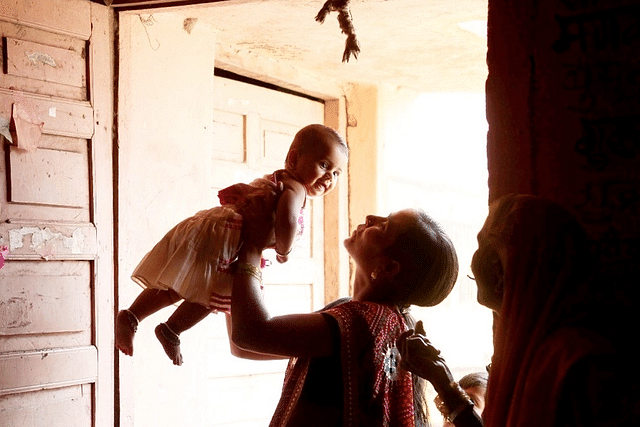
[441,371,488,426]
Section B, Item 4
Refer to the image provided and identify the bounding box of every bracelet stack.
[237,262,262,283]
[435,381,474,423]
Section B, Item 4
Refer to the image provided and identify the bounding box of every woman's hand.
[398,321,478,425]
[397,321,454,391]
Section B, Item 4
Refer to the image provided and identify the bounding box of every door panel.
[0,385,92,427]
[207,75,325,426]
[0,17,89,101]
[0,1,114,426]
[0,262,92,337]
[117,9,323,424]
[5,37,87,88]
[212,76,325,313]
[211,109,246,163]
[8,146,90,207]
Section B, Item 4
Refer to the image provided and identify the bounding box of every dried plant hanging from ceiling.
[315,0,360,62]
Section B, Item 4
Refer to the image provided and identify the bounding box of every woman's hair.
[386,209,459,308]
[379,209,457,425]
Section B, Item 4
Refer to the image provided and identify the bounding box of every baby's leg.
[155,301,214,365]
[116,288,181,356]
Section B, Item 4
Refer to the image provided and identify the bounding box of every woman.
[231,190,459,426]
[398,194,636,426]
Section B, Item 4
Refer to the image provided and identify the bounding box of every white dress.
[131,205,243,313]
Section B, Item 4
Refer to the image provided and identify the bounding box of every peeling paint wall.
[9,226,85,254]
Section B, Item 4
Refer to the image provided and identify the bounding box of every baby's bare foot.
[115,310,138,356]
[155,323,183,366]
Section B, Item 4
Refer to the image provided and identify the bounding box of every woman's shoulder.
[324,299,392,313]
[324,300,401,328]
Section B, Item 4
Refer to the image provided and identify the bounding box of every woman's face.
[344,210,416,300]
[470,205,505,312]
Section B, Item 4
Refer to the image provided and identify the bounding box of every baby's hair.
[290,124,349,159]
[386,209,459,308]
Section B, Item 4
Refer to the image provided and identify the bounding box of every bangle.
[435,382,474,422]
[275,247,292,257]
[449,401,473,423]
[237,262,262,282]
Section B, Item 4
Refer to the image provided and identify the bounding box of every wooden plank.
[108,0,227,9]
[0,138,90,225]
[0,20,87,52]
[213,75,324,125]
[37,134,88,154]
[212,109,245,163]
[0,221,97,260]
[261,119,298,169]
[0,21,88,101]
[0,384,92,427]
[0,262,91,336]
[0,0,91,40]
[5,37,86,88]
[0,347,97,395]
[8,146,90,208]
[89,2,116,426]
[0,88,93,138]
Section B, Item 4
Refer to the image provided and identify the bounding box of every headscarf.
[480,194,605,427]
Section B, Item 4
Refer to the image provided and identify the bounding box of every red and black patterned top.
[270,300,416,427]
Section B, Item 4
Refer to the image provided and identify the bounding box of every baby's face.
[292,140,347,198]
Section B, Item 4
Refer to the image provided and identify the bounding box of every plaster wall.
[117,10,220,427]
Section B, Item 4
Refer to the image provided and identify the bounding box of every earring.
[370,270,378,281]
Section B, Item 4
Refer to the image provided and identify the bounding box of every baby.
[116,124,348,365]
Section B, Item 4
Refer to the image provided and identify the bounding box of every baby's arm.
[273,180,306,263]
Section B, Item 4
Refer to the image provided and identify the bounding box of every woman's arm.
[397,321,456,389]
[224,314,287,360]
[230,187,337,358]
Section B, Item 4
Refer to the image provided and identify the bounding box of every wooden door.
[116,9,325,424]
[0,1,114,426]
[207,74,327,426]
[211,74,326,314]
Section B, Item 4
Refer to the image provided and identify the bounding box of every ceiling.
[112,0,488,94]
